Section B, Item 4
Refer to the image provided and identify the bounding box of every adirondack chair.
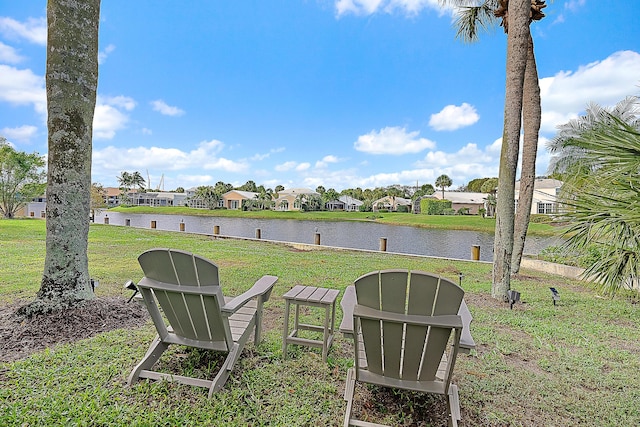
[343,270,465,427]
[127,248,277,397]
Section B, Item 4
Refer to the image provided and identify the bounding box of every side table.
[282,285,340,362]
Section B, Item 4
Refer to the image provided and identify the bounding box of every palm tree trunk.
[21,0,101,315]
[492,0,530,300]
[512,33,541,274]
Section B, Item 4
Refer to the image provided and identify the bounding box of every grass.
[109,205,559,236]
[1,219,639,426]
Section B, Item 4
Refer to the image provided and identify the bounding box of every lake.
[93,211,560,262]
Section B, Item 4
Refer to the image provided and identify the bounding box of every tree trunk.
[20,0,101,315]
[492,0,530,300]
[512,33,541,274]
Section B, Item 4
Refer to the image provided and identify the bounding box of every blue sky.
[1,1,639,192]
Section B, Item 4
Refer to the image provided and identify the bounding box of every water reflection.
[94,211,559,262]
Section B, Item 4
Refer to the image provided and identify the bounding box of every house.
[185,187,223,209]
[431,191,488,215]
[104,187,122,207]
[130,191,188,207]
[371,196,412,212]
[222,190,259,210]
[23,196,47,218]
[515,178,563,214]
[274,188,319,211]
[325,195,363,212]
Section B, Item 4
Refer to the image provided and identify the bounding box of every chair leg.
[127,336,169,385]
[447,384,460,427]
[208,343,241,397]
[343,367,356,427]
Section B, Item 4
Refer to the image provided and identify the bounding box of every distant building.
[371,196,412,212]
[431,191,488,215]
[274,188,319,211]
[515,178,563,214]
[325,195,364,212]
[222,190,259,210]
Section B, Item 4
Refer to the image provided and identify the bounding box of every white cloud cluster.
[335,0,442,16]
[0,16,47,45]
[93,95,137,139]
[275,161,311,172]
[151,99,185,117]
[0,41,24,63]
[98,44,116,64]
[0,64,46,114]
[539,50,640,132]
[93,139,249,181]
[354,126,436,155]
[429,103,479,131]
[1,125,38,143]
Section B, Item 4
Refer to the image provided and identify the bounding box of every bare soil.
[0,297,148,363]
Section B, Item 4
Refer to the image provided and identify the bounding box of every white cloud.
[102,95,136,111]
[565,0,586,13]
[1,125,38,143]
[315,154,341,168]
[429,103,479,131]
[151,99,185,116]
[141,128,152,135]
[93,96,136,139]
[335,0,443,17]
[0,17,47,45]
[275,161,298,172]
[354,126,436,155]
[0,41,24,63]
[93,140,249,176]
[251,147,285,161]
[98,44,116,64]
[0,64,46,115]
[275,161,311,172]
[539,50,640,132]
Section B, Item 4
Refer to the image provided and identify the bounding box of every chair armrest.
[222,275,278,314]
[339,285,356,337]
[353,304,463,329]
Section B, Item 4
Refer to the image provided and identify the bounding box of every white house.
[515,178,563,214]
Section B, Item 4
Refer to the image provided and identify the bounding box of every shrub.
[443,208,456,215]
[396,205,409,213]
[420,199,452,215]
[530,214,553,223]
[478,208,486,217]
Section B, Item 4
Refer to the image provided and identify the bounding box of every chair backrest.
[354,269,464,382]
[138,248,230,345]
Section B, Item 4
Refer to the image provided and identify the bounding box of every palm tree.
[547,96,640,176]
[19,0,101,315]
[435,174,452,199]
[445,0,546,297]
[553,108,640,295]
[130,171,146,191]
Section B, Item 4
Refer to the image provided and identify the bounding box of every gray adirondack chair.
[127,248,277,397]
[343,270,465,427]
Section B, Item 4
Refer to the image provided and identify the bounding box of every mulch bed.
[0,297,148,363]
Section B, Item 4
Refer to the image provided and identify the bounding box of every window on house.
[537,203,555,214]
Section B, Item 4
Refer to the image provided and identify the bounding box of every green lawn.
[1,219,638,426]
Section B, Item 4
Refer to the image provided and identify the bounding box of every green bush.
[478,208,486,217]
[530,214,553,223]
[396,205,409,213]
[538,244,603,268]
[443,208,456,215]
[420,198,452,215]
[456,207,470,215]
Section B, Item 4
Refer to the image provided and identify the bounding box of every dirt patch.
[0,297,148,363]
